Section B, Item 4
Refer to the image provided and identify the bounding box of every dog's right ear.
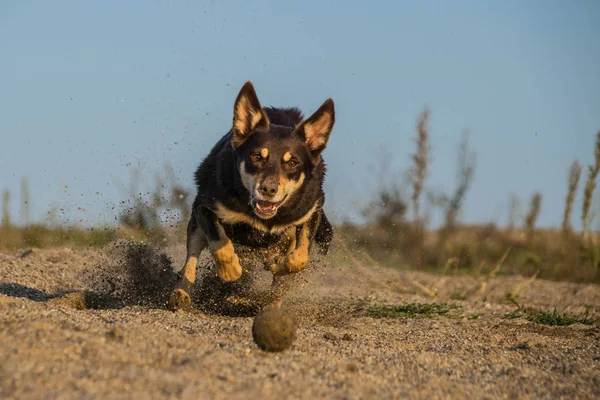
[231,81,269,148]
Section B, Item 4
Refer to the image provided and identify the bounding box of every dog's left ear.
[232,81,270,148]
[295,98,335,163]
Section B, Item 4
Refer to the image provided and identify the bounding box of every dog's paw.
[268,251,308,276]
[216,252,243,282]
[269,263,289,277]
[167,289,191,311]
[285,249,308,272]
[267,254,288,276]
[212,240,243,282]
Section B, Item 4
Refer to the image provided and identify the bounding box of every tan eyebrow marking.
[260,148,269,158]
[283,152,292,162]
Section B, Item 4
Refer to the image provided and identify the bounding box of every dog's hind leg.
[167,215,207,311]
[314,210,334,255]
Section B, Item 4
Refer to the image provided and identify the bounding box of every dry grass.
[582,131,600,240]
[0,225,116,251]
[524,192,542,242]
[409,107,431,268]
[2,189,10,227]
[342,116,600,284]
[437,131,476,249]
[506,193,521,232]
[562,161,581,236]
[339,223,599,283]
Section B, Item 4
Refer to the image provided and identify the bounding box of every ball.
[252,307,297,352]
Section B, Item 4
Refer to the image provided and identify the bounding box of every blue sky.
[1,0,599,229]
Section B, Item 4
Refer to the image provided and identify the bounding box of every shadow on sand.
[1,240,275,317]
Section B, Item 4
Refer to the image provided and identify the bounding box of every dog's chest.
[213,201,318,236]
[223,223,288,247]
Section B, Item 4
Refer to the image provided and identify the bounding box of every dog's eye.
[251,153,262,162]
[287,160,299,168]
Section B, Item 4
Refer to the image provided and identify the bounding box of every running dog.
[167,81,335,311]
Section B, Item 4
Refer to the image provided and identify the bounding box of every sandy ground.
[1,241,599,399]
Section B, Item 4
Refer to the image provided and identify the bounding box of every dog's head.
[230,81,335,220]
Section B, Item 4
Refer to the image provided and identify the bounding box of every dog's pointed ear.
[295,98,335,163]
[231,81,269,148]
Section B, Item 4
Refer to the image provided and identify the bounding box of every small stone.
[345,363,358,373]
[511,342,530,351]
[20,249,33,258]
[105,326,124,342]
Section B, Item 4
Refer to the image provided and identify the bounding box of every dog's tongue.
[257,200,277,211]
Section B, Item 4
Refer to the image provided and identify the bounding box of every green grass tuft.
[506,304,596,326]
[532,307,596,326]
[366,302,460,319]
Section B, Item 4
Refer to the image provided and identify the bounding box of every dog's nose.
[258,180,278,198]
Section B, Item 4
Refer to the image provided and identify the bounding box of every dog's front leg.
[270,223,311,276]
[197,206,243,282]
[167,214,207,311]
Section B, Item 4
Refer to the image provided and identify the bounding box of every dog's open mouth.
[254,196,287,218]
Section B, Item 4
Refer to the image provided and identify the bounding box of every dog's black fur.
[191,106,333,249]
[167,81,335,311]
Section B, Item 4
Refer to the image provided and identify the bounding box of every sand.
[1,241,599,399]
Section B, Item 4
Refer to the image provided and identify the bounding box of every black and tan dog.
[167,81,335,311]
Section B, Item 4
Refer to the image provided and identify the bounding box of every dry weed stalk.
[423,257,459,299]
[474,248,511,297]
[582,131,600,240]
[410,107,431,267]
[510,271,539,299]
[507,193,521,232]
[562,161,581,235]
[410,107,431,225]
[410,279,438,298]
[524,192,542,241]
[1,189,10,227]
[439,131,476,245]
[20,177,30,226]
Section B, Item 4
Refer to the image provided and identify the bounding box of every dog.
[167,81,335,311]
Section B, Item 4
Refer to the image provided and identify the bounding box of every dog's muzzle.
[252,195,288,218]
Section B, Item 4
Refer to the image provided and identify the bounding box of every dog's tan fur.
[270,223,310,276]
[209,224,243,282]
[213,200,318,234]
[279,173,306,201]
